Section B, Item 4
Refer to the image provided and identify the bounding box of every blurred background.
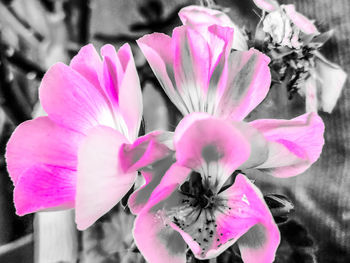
[0,0,349,262]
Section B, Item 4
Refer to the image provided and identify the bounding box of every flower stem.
[34,210,77,263]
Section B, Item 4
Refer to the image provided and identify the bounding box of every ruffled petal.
[174,115,251,190]
[75,126,136,230]
[283,5,319,35]
[128,155,175,214]
[215,49,271,120]
[133,164,191,263]
[179,5,248,51]
[14,164,76,215]
[252,0,279,12]
[39,63,116,134]
[5,116,82,184]
[120,131,175,214]
[120,130,174,172]
[249,113,325,177]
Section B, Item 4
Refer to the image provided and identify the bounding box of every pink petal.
[137,33,188,114]
[75,126,136,230]
[174,113,269,170]
[314,54,347,113]
[133,206,187,263]
[120,130,174,172]
[252,0,279,12]
[128,156,175,214]
[39,63,116,134]
[101,53,121,107]
[250,112,325,177]
[215,48,271,120]
[14,164,76,215]
[283,5,319,35]
[228,174,280,263]
[174,115,251,189]
[188,24,233,79]
[173,112,211,145]
[179,5,248,51]
[5,116,82,184]
[172,26,210,112]
[117,44,143,140]
[100,43,127,107]
[133,164,191,263]
[69,44,103,92]
[120,131,175,214]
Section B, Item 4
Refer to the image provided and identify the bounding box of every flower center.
[179,171,215,209]
[165,171,230,257]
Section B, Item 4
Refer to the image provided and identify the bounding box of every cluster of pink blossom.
[6,1,340,262]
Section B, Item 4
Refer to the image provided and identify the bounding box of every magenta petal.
[250,113,325,177]
[133,164,191,263]
[69,44,103,91]
[173,112,211,145]
[174,115,251,189]
[75,126,136,230]
[227,174,279,263]
[128,156,175,214]
[120,130,175,214]
[117,44,143,140]
[14,164,75,216]
[120,130,174,172]
[283,5,319,35]
[179,5,248,51]
[133,207,187,263]
[252,0,279,12]
[172,26,210,112]
[216,48,271,120]
[137,33,189,114]
[39,63,116,134]
[5,116,82,184]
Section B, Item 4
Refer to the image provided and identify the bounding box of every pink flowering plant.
[5,1,344,262]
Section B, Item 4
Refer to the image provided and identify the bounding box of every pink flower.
[137,24,271,120]
[122,111,323,263]
[5,43,143,230]
[132,21,324,207]
[126,22,325,262]
[178,5,248,51]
